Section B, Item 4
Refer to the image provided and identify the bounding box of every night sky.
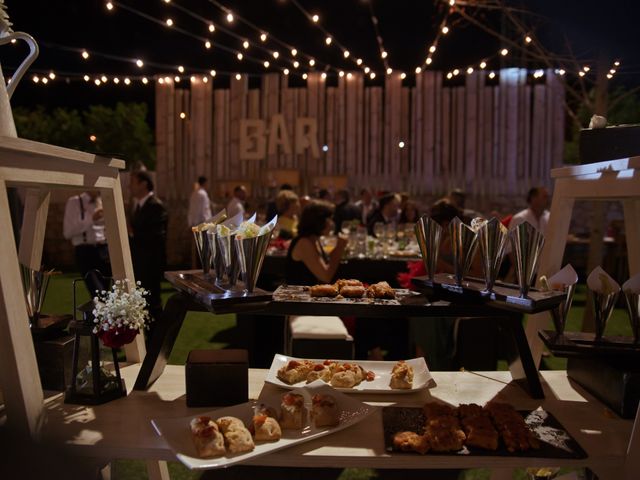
[3,0,639,114]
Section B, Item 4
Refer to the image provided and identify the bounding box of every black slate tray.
[165,270,272,314]
[539,330,640,359]
[412,274,565,314]
[382,406,587,459]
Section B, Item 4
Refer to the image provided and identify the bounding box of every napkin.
[543,264,578,291]
[622,272,640,294]
[587,266,620,294]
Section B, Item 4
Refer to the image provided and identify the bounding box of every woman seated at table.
[275,189,300,240]
[286,200,348,284]
[399,199,420,224]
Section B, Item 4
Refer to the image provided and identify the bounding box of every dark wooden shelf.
[539,330,640,359]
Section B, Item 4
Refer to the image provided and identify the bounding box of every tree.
[13,102,155,169]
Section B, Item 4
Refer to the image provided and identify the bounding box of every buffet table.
[39,363,631,479]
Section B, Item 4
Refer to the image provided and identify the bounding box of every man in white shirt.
[354,188,378,225]
[188,176,212,227]
[226,185,247,219]
[63,191,111,290]
[510,186,551,235]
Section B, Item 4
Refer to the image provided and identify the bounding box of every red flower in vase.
[98,326,139,349]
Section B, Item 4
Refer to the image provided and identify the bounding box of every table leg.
[133,293,190,390]
[146,460,170,480]
[500,316,544,399]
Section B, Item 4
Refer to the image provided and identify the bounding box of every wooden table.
[38,364,633,479]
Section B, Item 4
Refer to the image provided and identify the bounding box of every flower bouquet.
[92,280,150,349]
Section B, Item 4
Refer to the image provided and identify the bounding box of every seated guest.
[333,189,361,233]
[399,200,420,224]
[510,186,550,234]
[286,201,348,285]
[318,188,332,202]
[266,183,293,222]
[275,189,300,239]
[355,188,378,225]
[367,193,400,236]
[448,188,483,222]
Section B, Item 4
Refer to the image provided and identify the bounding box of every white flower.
[91,279,151,335]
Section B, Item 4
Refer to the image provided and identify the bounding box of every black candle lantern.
[64,274,126,405]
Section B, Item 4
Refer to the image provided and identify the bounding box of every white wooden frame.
[525,156,640,479]
[0,135,146,438]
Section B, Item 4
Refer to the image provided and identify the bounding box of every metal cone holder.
[19,263,53,327]
[624,290,640,343]
[415,216,442,281]
[217,231,241,287]
[477,218,508,292]
[550,283,577,335]
[207,230,224,282]
[235,229,275,293]
[449,217,479,286]
[193,229,214,276]
[593,288,620,341]
[509,222,545,297]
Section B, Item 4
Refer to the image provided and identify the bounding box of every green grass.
[41,274,602,479]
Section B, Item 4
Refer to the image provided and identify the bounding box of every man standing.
[63,191,110,292]
[226,185,247,219]
[510,186,550,234]
[188,176,212,227]
[130,171,168,323]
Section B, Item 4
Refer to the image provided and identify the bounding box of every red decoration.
[98,325,139,349]
[397,260,426,289]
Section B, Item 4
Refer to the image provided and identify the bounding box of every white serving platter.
[151,382,376,470]
[265,354,436,394]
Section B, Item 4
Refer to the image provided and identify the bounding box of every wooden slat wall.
[155,69,564,202]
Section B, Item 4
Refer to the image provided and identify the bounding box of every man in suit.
[333,189,361,233]
[130,171,168,326]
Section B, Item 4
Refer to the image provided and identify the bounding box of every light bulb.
[48,72,56,80]
[159,78,165,84]
[400,72,406,80]
[226,12,234,23]
[124,77,131,85]
[578,71,585,77]
[273,51,279,59]
[425,57,432,65]
[312,14,319,22]
[293,61,299,68]
[90,135,97,142]
[442,26,449,34]
[237,52,243,60]
[453,68,459,76]
[607,73,613,79]
[339,71,345,77]
[202,76,208,83]
[446,72,453,79]
[614,61,620,66]
[583,66,590,72]
[500,48,508,56]
[260,33,267,42]
[210,70,216,77]
[369,72,376,79]
[84,75,90,82]
[180,112,186,119]
[302,73,308,80]
[32,75,39,83]
[264,61,270,68]
[343,50,350,58]
[479,61,487,69]
[321,72,327,80]
[489,72,496,79]
[346,72,353,79]
[356,58,362,65]
[190,75,197,82]
[136,59,144,67]
[429,45,436,53]
[525,35,532,44]
[82,50,89,60]
[164,76,171,82]
[398,141,405,149]
[94,78,101,86]
[174,76,180,82]
[364,66,370,74]
[283,68,289,75]
[309,59,315,66]
[291,48,297,56]
[101,75,107,82]
[415,67,422,74]
[325,36,332,45]
[209,24,215,33]
[106,2,114,11]
[142,77,149,84]
[467,67,474,74]
[166,18,173,27]
[205,40,212,49]
[386,67,392,75]
[381,51,387,59]
[557,69,565,76]
[235,73,241,80]
[178,65,185,73]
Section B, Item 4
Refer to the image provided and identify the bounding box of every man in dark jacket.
[333,189,361,233]
[130,170,168,324]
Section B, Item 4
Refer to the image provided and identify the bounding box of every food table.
[38,363,632,479]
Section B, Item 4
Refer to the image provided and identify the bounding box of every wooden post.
[18,187,50,270]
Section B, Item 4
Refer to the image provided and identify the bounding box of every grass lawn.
[42,275,621,479]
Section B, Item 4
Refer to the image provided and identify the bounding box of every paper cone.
[235,230,274,293]
[622,273,640,343]
[217,232,241,287]
[509,222,545,297]
[477,217,508,292]
[587,266,621,340]
[546,265,578,335]
[415,216,443,281]
[449,217,479,286]
[192,229,213,275]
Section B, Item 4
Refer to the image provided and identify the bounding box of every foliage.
[12,102,155,168]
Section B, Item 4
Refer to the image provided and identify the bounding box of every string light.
[415,67,421,74]
[446,72,452,79]
[260,33,267,42]
[610,69,616,74]
[135,59,144,67]
[293,61,299,68]
[100,75,107,82]
[242,40,249,49]
[311,14,319,23]
[272,51,279,59]
[309,58,315,66]
[364,66,370,74]
[583,66,590,72]
[533,70,544,78]
[398,141,405,149]
[90,135,97,142]
[178,65,185,73]
[166,18,173,27]
[209,24,215,33]
[158,78,165,84]
[174,76,180,82]
[94,78,101,86]
[84,75,90,81]
[142,77,149,84]
[369,72,376,79]
[302,73,308,79]
[386,67,392,75]
[264,60,270,68]
[381,51,388,59]
[180,112,186,119]
[32,75,39,83]
[429,45,436,53]
[556,69,565,76]
[441,26,449,34]
[343,50,350,58]
[283,68,289,75]
[325,36,332,45]
[226,12,234,23]
[453,68,460,76]
[400,72,406,80]
[81,50,90,60]
[479,61,487,69]
[205,40,212,49]
[237,52,243,60]
[190,75,197,82]
[106,2,114,11]
[578,71,585,77]
[500,48,508,56]
[202,76,208,83]
[347,72,353,79]
[124,77,131,85]
[321,72,327,80]
[48,72,56,80]
[356,58,362,66]
[614,61,620,66]
[339,70,345,77]
[525,35,532,44]
[235,73,241,80]
[113,77,120,84]
[607,73,613,79]
[467,67,474,74]
[291,48,297,56]
[488,72,496,79]
[210,69,216,76]
[425,58,432,65]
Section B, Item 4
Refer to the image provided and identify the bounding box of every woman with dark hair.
[399,200,420,224]
[286,200,348,285]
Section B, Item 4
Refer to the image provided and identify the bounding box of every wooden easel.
[0,136,146,438]
[525,156,640,479]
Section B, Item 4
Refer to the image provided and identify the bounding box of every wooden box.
[185,349,248,407]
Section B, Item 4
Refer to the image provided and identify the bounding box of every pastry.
[190,416,225,457]
[335,279,363,291]
[393,431,430,455]
[215,416,245,434]
[389,360,414,389]
[423,402,457,419]
[423,416,466,452]
[330,370,358,388]
[309,284,339,297]
[277,359,314,384]
[252,413,282,442]
[460,414,499,450]
[366,281,396,299]
[339,285,366,298]
[280,393,307,429]
[486,402,540,452]
[311,394,340,427]
[306,363,332,383]
[223,425,255,453]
